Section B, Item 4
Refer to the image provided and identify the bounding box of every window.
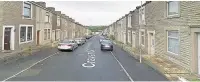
[139,6,145,25]
[167,30,179,55]
[128,15,132,28]
[167,1,179,16]
[139,30,145,46]
[27,27,32,41]
[44,29,47,40]
[45,12,50,22]
[57,16,60,26]
[23,2,32,18]
[20,26,26,42]
[141,31,145,45]
[128,30,131,44]
[20,25,33,43]
[48,29,50,39]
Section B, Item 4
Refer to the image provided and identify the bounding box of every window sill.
[23,17,32,20]
[167,14,180,19]
[19,40,33,45]
[167,51,179,56]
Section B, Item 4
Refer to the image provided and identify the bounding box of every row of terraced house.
[106,1,200,75]
[0,1,91,53]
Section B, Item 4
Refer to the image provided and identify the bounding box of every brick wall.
[146,1,200,71]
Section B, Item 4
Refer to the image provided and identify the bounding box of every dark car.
[100,40,113,51]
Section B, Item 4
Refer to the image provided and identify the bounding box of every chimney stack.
[36,2,46,7]
[55,11,61,15]
[47,7,55,12]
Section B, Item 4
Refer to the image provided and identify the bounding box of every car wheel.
[71,47,74,51]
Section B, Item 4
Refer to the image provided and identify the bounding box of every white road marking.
[82,63,95,68]
[110,51,134,82]
[2,52,59,82]
[82,50,96,68]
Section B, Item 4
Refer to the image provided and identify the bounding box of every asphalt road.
[0,35,168,81]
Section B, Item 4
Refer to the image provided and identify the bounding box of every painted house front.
[0,1,36,52]
[35,2,52,46]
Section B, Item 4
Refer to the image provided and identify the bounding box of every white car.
[58,39,78,51]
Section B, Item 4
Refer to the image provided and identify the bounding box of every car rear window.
[62,40,73,43]
[102,40,112,44]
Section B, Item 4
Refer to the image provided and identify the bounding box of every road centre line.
[110,51,134,82]
[2,52,59,82]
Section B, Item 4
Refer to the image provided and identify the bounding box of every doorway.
[2,26,15,50]
[148,31,155,55]
[37,30,40,45]
[198,33,200,74]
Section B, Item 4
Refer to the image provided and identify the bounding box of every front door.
[149,33,155,55]
[4,28,11,50]
[37,30,40,45]
[198,33,200,74]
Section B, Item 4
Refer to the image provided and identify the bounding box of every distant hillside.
[87,26,107,32]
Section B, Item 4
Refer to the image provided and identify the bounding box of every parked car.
[75,38,85,45]
[58,39,78,51]
[100,40,113,51]
[86,35,93,39]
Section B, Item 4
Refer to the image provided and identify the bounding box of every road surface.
[0,35,168,81]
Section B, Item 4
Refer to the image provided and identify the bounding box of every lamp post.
[139,1,142,63]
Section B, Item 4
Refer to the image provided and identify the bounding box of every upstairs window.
[45,12,50,22]
[139,6,145,25]
[57,16,60,26]
[167,1,180,17]
[128,15,132,28]
[23,2,32,18]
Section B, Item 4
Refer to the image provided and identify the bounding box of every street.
[0,35,168,81]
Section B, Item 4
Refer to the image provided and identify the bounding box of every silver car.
[58,39,78,51]
[75,38,85,45]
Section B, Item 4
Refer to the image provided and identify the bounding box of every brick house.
[131,8,139,49]
[60,14,68,40]
[34,2,53,46]
[137,1,200,75]
[46,7,57,42]
[127,13,132,46]
[0,1,36,52]
[108,1,200,75]
[67,18,73,39]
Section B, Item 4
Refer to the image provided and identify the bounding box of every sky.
[45,1,141,26]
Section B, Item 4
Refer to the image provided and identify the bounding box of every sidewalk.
[112,40,199,81]
[0,42,58,65]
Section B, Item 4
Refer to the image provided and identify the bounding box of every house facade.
[0,1,89,53]
[0,1,36,52]
[107,1,200,75]
[35,2,52,46]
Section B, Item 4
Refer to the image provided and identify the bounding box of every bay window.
[20,25,33,43]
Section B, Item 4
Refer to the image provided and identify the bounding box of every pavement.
[0,35,168,81]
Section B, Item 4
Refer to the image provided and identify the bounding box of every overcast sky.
[45,1,141,26]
